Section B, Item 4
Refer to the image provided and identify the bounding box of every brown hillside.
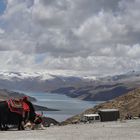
[62,88,140,125]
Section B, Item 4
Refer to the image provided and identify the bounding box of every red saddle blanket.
[7,99,30,115]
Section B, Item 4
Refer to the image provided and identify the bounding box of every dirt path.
[0,120,140,140]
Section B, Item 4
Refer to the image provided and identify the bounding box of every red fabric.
[7,100,23,115]
[7,99,30,115]
[23,102,30,112]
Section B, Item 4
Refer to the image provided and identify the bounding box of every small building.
[81,114,101,123]
[98,109,120,122]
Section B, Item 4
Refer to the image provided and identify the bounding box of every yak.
[0,99,36,130]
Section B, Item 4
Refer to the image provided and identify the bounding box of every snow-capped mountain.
[100,70,140,82]
[0,71,55,81]
[0,70,140,94]
[0,71,97,92]
[0,70,140,101]
[0,71,97,81]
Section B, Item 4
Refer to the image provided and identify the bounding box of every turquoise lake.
[20,91,101,122]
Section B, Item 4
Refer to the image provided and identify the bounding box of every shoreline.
[34,104,60,111]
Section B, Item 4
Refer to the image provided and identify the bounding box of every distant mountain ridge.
[0,71,97,81]
[0,71,140,101]
[50,84,133,101]
[50,70,140,101]
[0,71,96,91]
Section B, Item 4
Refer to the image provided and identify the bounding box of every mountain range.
[0,70,140,101]
[0,71,96,92]
[50,70,140,101]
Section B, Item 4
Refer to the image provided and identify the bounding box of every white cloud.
[119,0,140,31]
[0,28,5,34]
[0,51,36,71]
[0,0,140,76]
[74,11,127,44]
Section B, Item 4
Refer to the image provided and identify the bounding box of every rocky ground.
[62,88,140,125]
[0,120,140,140]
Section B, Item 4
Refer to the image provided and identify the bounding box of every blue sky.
[0,0,140,76]
[0,0,6,14]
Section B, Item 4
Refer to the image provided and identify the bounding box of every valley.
[0,71,140,102]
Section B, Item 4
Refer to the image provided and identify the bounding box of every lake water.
[20,91,101,122]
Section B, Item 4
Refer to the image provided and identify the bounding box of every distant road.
[1,120,140,140]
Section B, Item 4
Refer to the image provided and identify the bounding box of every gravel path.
[0,120,140,140]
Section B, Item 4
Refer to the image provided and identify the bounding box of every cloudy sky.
[0,0,140,76]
